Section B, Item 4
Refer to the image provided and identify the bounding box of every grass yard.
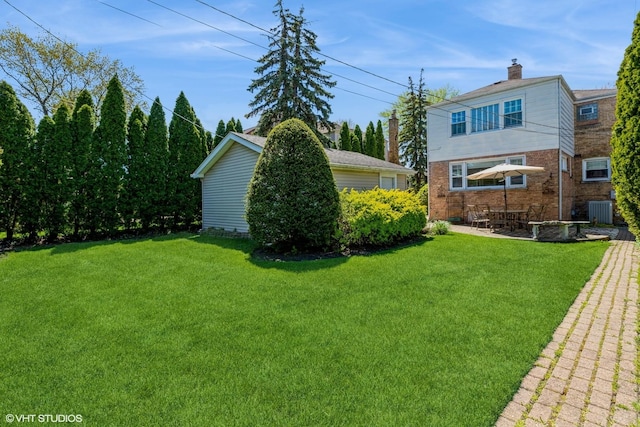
[0,232,608,426]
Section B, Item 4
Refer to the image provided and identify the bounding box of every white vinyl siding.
[201,143,259,232]
[428,77,575,162]
[332,169,380,191]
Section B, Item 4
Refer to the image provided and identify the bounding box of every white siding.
[428,79,566,162]
[332,169,380,191]
[201,143,259,232]
[558,83,575,156]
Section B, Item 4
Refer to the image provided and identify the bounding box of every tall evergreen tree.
[246,0,336,137]
[168,92,204,226]
[375,120,385,160]
[142,97,169,230]
[235,118,243,133]
[338,121,351,151]
[225,117,237,135]
[611,11,640,237]
[70,91,95,238]
[122,105,147,229]
[0,81,35,241]
[364,121,376,157]
[352,125,363,153]
[42,104,72,239]
[213,119,226,147]
[93,75,127,234]
[399,70,428,188]
[20,116,48,240]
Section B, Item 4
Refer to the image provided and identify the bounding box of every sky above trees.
[0,0,634,133]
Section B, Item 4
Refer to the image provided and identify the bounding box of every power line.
[98,1,162,27]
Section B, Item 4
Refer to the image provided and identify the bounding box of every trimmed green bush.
[246,118,340,252]
[339,188,426,247]
[416,184,428,208]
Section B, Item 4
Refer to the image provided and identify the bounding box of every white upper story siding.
[427,76,575,163]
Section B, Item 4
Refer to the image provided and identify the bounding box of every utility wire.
[98,1,162,27]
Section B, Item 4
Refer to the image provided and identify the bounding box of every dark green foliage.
[213,119,226,147]
[20,116,47,240]
[122,105,147,229]
[92,75,127,235]
[168,92,204,226]
[375,120,385,160]
[141,97,169,230]
[246,118,340,252]
[364,121,376,157]
[225,117,237,134]
[338,121,351,150]
[339,188,426,247]
[611,11,640,237]
[69,95,95,237]
[352,124,363,153]
[235,118,243,133]
[338,121,351,151]
[246,1,335,136]
[42,104,73,239]
[0,81,35,240]
[399,70,428,189]
[416,184,429,209]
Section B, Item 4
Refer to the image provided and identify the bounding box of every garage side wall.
[201,143,259,233]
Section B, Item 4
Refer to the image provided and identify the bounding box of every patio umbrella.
[466,163,545,219]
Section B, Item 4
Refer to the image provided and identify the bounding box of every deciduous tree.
[0,26,145,117]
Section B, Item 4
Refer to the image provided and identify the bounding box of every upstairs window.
[471,103,499,133]
[451,111,466,136]
[578,103,598,121]
[504,99,523,128]
[583,157,610,181]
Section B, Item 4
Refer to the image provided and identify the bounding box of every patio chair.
[486,206,506,229]
[520,204,545,233]
[468,205,490,229]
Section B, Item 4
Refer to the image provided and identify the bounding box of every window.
[561,155,569,172]
[451,111,466,136]
[380,176,396,190]
[583,157,610,181]
[578,103,598,121]
[504,99,522,127]
[471,103,499,133]
[450,156,526,190]
[450,164,463,188]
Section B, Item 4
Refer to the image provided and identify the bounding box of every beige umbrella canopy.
[467,163,545,215]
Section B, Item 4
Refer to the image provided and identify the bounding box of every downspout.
[557,79,563,220]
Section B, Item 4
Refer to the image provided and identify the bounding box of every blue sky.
[1,0,636,133]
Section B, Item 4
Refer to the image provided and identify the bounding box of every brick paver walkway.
[495,229,639,426]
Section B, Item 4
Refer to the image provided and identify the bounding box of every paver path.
[495,229,639,426]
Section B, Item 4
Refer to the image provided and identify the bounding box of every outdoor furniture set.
[468,204,545,232]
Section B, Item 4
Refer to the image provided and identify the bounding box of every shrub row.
[338,188,427,247]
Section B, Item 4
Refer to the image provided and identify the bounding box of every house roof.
[573,89,617,102]
[191,132,415,179]
[430,75,570,109]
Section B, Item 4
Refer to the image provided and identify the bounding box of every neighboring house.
[191,132,415,233]
[426,61,618,224]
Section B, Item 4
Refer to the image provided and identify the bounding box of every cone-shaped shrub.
[246,118,340,252]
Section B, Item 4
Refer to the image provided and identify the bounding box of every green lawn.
[0,232,608,426]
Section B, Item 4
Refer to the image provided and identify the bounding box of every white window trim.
[503,97,524,128]
[379,174,397,190]
[449,156,527,191]
[582,157,611,182]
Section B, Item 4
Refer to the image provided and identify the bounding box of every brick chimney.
[387,110,399,164]
[508,59,522,80]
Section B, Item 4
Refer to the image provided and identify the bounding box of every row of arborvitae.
[246,118,426,254]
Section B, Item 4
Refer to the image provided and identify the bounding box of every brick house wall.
[429,149,561,222]
[572,93,618,222]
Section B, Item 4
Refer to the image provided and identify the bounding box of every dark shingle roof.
[231,132,414,174]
